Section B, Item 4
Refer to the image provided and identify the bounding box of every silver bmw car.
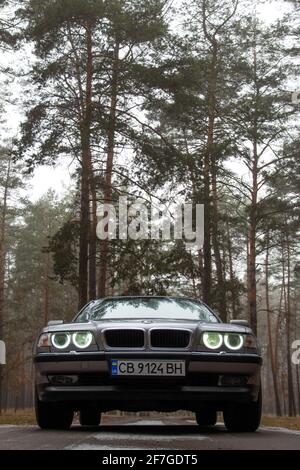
[34,296,262,431]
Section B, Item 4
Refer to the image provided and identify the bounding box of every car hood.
[42,319,251,335]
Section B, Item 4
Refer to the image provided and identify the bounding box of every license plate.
[111,360,186,376]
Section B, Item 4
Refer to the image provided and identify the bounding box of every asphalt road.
[0,415,299,450]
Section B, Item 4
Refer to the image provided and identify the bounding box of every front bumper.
[34,351,262,411]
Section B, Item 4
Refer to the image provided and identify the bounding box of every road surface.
[0,415,299,450]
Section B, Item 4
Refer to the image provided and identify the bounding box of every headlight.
[224,333,244,350]
[72,331,93,349]
[51,332,71,349]
[203,332,223,349]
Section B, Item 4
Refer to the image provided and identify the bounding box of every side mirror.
[47,320,64,326]
[230,319,249,327]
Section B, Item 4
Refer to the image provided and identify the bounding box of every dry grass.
[0,409,36,426]
[261,416,300,431]
[0,409,300,430]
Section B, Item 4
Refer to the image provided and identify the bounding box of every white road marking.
[92,432,208,442]
[0,425,18,428]
[66,420,209,450]
[124,419,165,426]
[66,444,147,450]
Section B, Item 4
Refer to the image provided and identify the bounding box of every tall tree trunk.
[265,229,281,415]
[198,248,204,297]
[202,40,219,307]
[202,153,211,305]
[211,157,227,320]
[247,131,258,334]
[190,250,197,298]
[0,154,11,413]
[247,150,257,330]
[200,0,238,311]
[296,365,300,416]
[43,252,50,326]
[184,130,202,300]
[98,41,120,298]
[209,41,226,319]
[275,275,285,375]
[88,151,97,300]
[79,22,94,309]
[225,213,237,318]
[285,226,296,416]
[247,38,259,335]
[247,178,257,334]
[202,33,226,317]
[294,296,300,414]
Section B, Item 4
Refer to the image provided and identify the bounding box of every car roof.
[91,295,204,302]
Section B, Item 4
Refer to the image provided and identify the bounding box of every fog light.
[218,375,248,386]
[48,375,78,385]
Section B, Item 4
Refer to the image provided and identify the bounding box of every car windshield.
[75,297,219,323]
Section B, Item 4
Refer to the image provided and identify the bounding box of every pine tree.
[228,15,293,333]
[18,0,168,306]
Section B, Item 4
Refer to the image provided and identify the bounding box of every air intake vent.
[105,329,144,348]
[150,329,190,348]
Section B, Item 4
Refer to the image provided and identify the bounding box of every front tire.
[223,387,262,432]
[35,391,73,430]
